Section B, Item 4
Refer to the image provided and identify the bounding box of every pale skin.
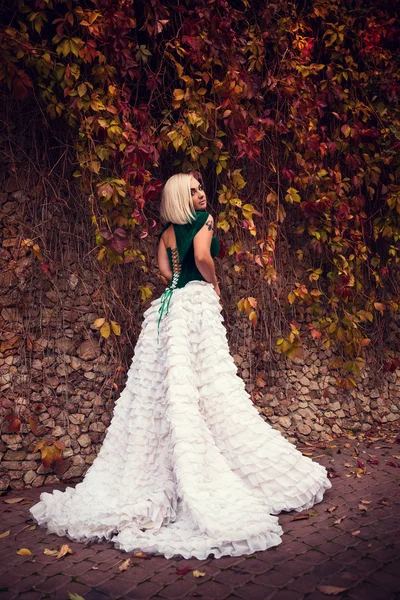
[157,175,221,296]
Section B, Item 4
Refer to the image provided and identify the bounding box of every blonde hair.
[160,173,197,225]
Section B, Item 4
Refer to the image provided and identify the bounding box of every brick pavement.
[0,422,399,600]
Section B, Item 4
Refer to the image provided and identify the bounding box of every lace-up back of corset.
[158,225,182,333]
[169,246,181,288]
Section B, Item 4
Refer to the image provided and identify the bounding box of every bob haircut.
[160,173,198,225]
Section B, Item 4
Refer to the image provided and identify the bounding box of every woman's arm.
[193,215,220,295]
[157,236,173,281]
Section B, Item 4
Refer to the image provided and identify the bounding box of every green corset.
[157,210,221,332]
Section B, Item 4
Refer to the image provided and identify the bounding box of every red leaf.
[176,566,191,575]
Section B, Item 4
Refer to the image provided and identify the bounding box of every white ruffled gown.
[30,280,332,560]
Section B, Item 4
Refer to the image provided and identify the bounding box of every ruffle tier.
[29,281,332,560]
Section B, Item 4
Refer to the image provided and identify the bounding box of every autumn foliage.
[1,0,400,395]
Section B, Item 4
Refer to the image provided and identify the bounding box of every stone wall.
[235,345,399,443]
[1,138,399,494]
[0,170,122,492]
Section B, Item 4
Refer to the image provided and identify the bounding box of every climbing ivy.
[1,0,399,388]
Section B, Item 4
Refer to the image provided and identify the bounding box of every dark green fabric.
[158,210,221,289]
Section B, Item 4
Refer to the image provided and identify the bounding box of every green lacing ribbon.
[157,272,179,340]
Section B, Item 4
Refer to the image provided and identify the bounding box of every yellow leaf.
[228,242,242,256]
[288,291,296,304]
[139,286,153,302]
[351,529,361,536]
[193,570,206,577]
[237,298,245,312]
[0,530,10,538]
[90,160,101,174]
[33,439,46,453]
[277,204,286,223]
[249,310,257,327]
[285,187,301,204]
[17,548,32,556]
[110,320,121,335]
[100,321,111,339]
[93,317,106,328]
[68,593,86,600]
[242,203,256,220]
[216,219,230,232]
[44,549,59,556]
[247,297,257,309]
[341,124,351,138]
[57,544,73,559]
[119,558,131,571]
[32,244,43,260]
[173,89,184,101]
[232,169,247,189]
[77,83,87,97]
[374,302,386,311]
[3,498,25,504]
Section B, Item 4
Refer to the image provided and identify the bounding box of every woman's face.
[190,176,207,210]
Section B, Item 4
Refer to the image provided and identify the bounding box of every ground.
[0,421,399,600]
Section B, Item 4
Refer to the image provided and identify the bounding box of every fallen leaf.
[119,558,131,571]
[317,585,348,595]
[344,443,351,448]
[360,500,371,504]
[302,452,314,456]
[333,516,346,524]
[344,462,352,467]
[133,551,150,559]
[327,505,338,513]
[176,566,192,575]
[291,514,310,521]
[4,498,24,504]
[16,548,32,556]
[193,570,206,577]
[68,593,86,600]
[57,544,73,559]
[358,504,368,511]
[377,498,389,505]
[351,530,360,536]
[0,530,10,538]
[29,525,37,531]
[44,549,59,556]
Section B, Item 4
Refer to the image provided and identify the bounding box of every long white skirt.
[29,281,332,560]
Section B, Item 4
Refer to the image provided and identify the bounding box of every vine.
[1,0,399,395]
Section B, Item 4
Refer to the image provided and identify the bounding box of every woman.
[30,172,332,560]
